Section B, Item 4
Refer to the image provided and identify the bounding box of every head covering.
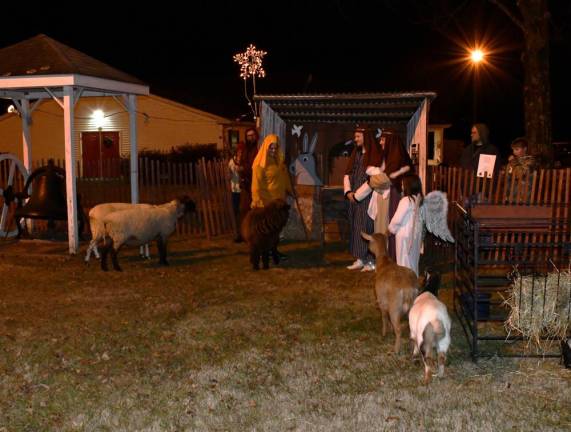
[252,134,284,169]
[473,123,490,146]
[380,132,412,183]
[344,127,382,175]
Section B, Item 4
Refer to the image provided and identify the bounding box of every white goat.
[408,291,451,384]
[99,197,195,271]
[85,203,153,263]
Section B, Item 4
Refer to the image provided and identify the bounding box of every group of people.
[344,126,424,275]
[228,122,537,277]
[460,123,538,203]
[228,128,292,255]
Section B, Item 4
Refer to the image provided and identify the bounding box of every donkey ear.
[309,132,318,154]
[302,132,309,153]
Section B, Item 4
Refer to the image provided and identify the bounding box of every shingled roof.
[0,34,145,86]
[254,92,436,124]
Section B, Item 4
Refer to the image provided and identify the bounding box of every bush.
[140,143,220,163]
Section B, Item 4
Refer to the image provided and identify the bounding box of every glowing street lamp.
[468,47,486,122]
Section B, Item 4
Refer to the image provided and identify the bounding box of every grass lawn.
[0,237,570,431]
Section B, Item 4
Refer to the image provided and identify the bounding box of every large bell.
[15,161,67,220]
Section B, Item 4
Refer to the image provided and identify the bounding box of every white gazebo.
[0,34,149,254]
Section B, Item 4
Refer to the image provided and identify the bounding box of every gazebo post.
[127,94,139,204]
[63,86,79,254]
[20,99,32,173]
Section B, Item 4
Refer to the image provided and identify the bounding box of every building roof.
[0,34,145,86]
[254,92,436,124]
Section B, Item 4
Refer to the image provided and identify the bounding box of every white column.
[127,94,139,203]
[20,99,32,172]
[417,99,429,195]
[63,86,78,254]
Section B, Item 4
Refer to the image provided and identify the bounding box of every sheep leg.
[110,244,122,272]
[100,239,111,271]
[422,350,435,385]
[157,237,168,266]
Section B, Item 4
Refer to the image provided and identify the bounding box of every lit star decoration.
[233,44,268,119]
[233,44,267,80]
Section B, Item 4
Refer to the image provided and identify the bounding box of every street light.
[468,48,486,123]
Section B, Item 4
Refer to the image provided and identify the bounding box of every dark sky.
[1,0,570,153]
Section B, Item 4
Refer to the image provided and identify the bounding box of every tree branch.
[488,0,525,32]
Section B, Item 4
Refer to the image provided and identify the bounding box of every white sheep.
[85,203,154,263]
[408,291,452,385]
[99,196,196,271]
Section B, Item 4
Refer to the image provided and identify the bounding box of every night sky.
[1,1,570,156]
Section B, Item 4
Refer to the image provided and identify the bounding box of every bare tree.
[489,0,552,162]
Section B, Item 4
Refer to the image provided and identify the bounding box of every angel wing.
[421,190,454,243]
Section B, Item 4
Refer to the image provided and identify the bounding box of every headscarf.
[344,127,382,175]
[252,134,284,169]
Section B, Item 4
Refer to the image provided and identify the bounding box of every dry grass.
[0,237,570,431]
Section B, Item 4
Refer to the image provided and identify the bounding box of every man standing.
[234,127,259,242]
[460,123,500,174]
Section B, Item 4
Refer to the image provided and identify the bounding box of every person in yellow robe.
[250,134,293,260]
[251,134,293,208]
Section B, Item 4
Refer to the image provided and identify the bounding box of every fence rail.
[0,157,236,239]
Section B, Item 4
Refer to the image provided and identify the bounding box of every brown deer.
[361,232,419,353]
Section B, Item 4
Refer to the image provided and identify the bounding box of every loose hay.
[504,270,571,351]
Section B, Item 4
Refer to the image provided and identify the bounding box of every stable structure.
[0,34,149,253]
[255,92,436,190]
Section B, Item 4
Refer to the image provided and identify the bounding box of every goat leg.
[250,248,260,271]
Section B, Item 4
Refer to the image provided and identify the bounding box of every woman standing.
[344,126,381,271]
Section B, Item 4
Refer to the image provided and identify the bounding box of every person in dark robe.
[460,123,500,174]
[234,127,259,242]
[344,126,382,271]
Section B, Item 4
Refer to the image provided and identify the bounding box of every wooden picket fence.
[427,165,571,215]
[1,157,236,239]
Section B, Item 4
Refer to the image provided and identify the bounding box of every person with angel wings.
[388,174,454,276]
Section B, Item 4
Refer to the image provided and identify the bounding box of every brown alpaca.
[241,199,290,270]
[361,232,419,353]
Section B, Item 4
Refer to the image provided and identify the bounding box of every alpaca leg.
[250,248,260,271]
[262,250,270,269]
[271,246,280,265]
[157,237,168,266]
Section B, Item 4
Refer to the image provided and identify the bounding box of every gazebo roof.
[254,92,436,124]
[0,34,149,97]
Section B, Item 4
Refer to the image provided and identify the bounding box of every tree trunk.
[518,0,552,163]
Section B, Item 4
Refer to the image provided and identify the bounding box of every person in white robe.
[388,175,424,276]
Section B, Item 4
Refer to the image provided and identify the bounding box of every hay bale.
[504,271,571,351]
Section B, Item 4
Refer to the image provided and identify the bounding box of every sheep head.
[176,195,196,217]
